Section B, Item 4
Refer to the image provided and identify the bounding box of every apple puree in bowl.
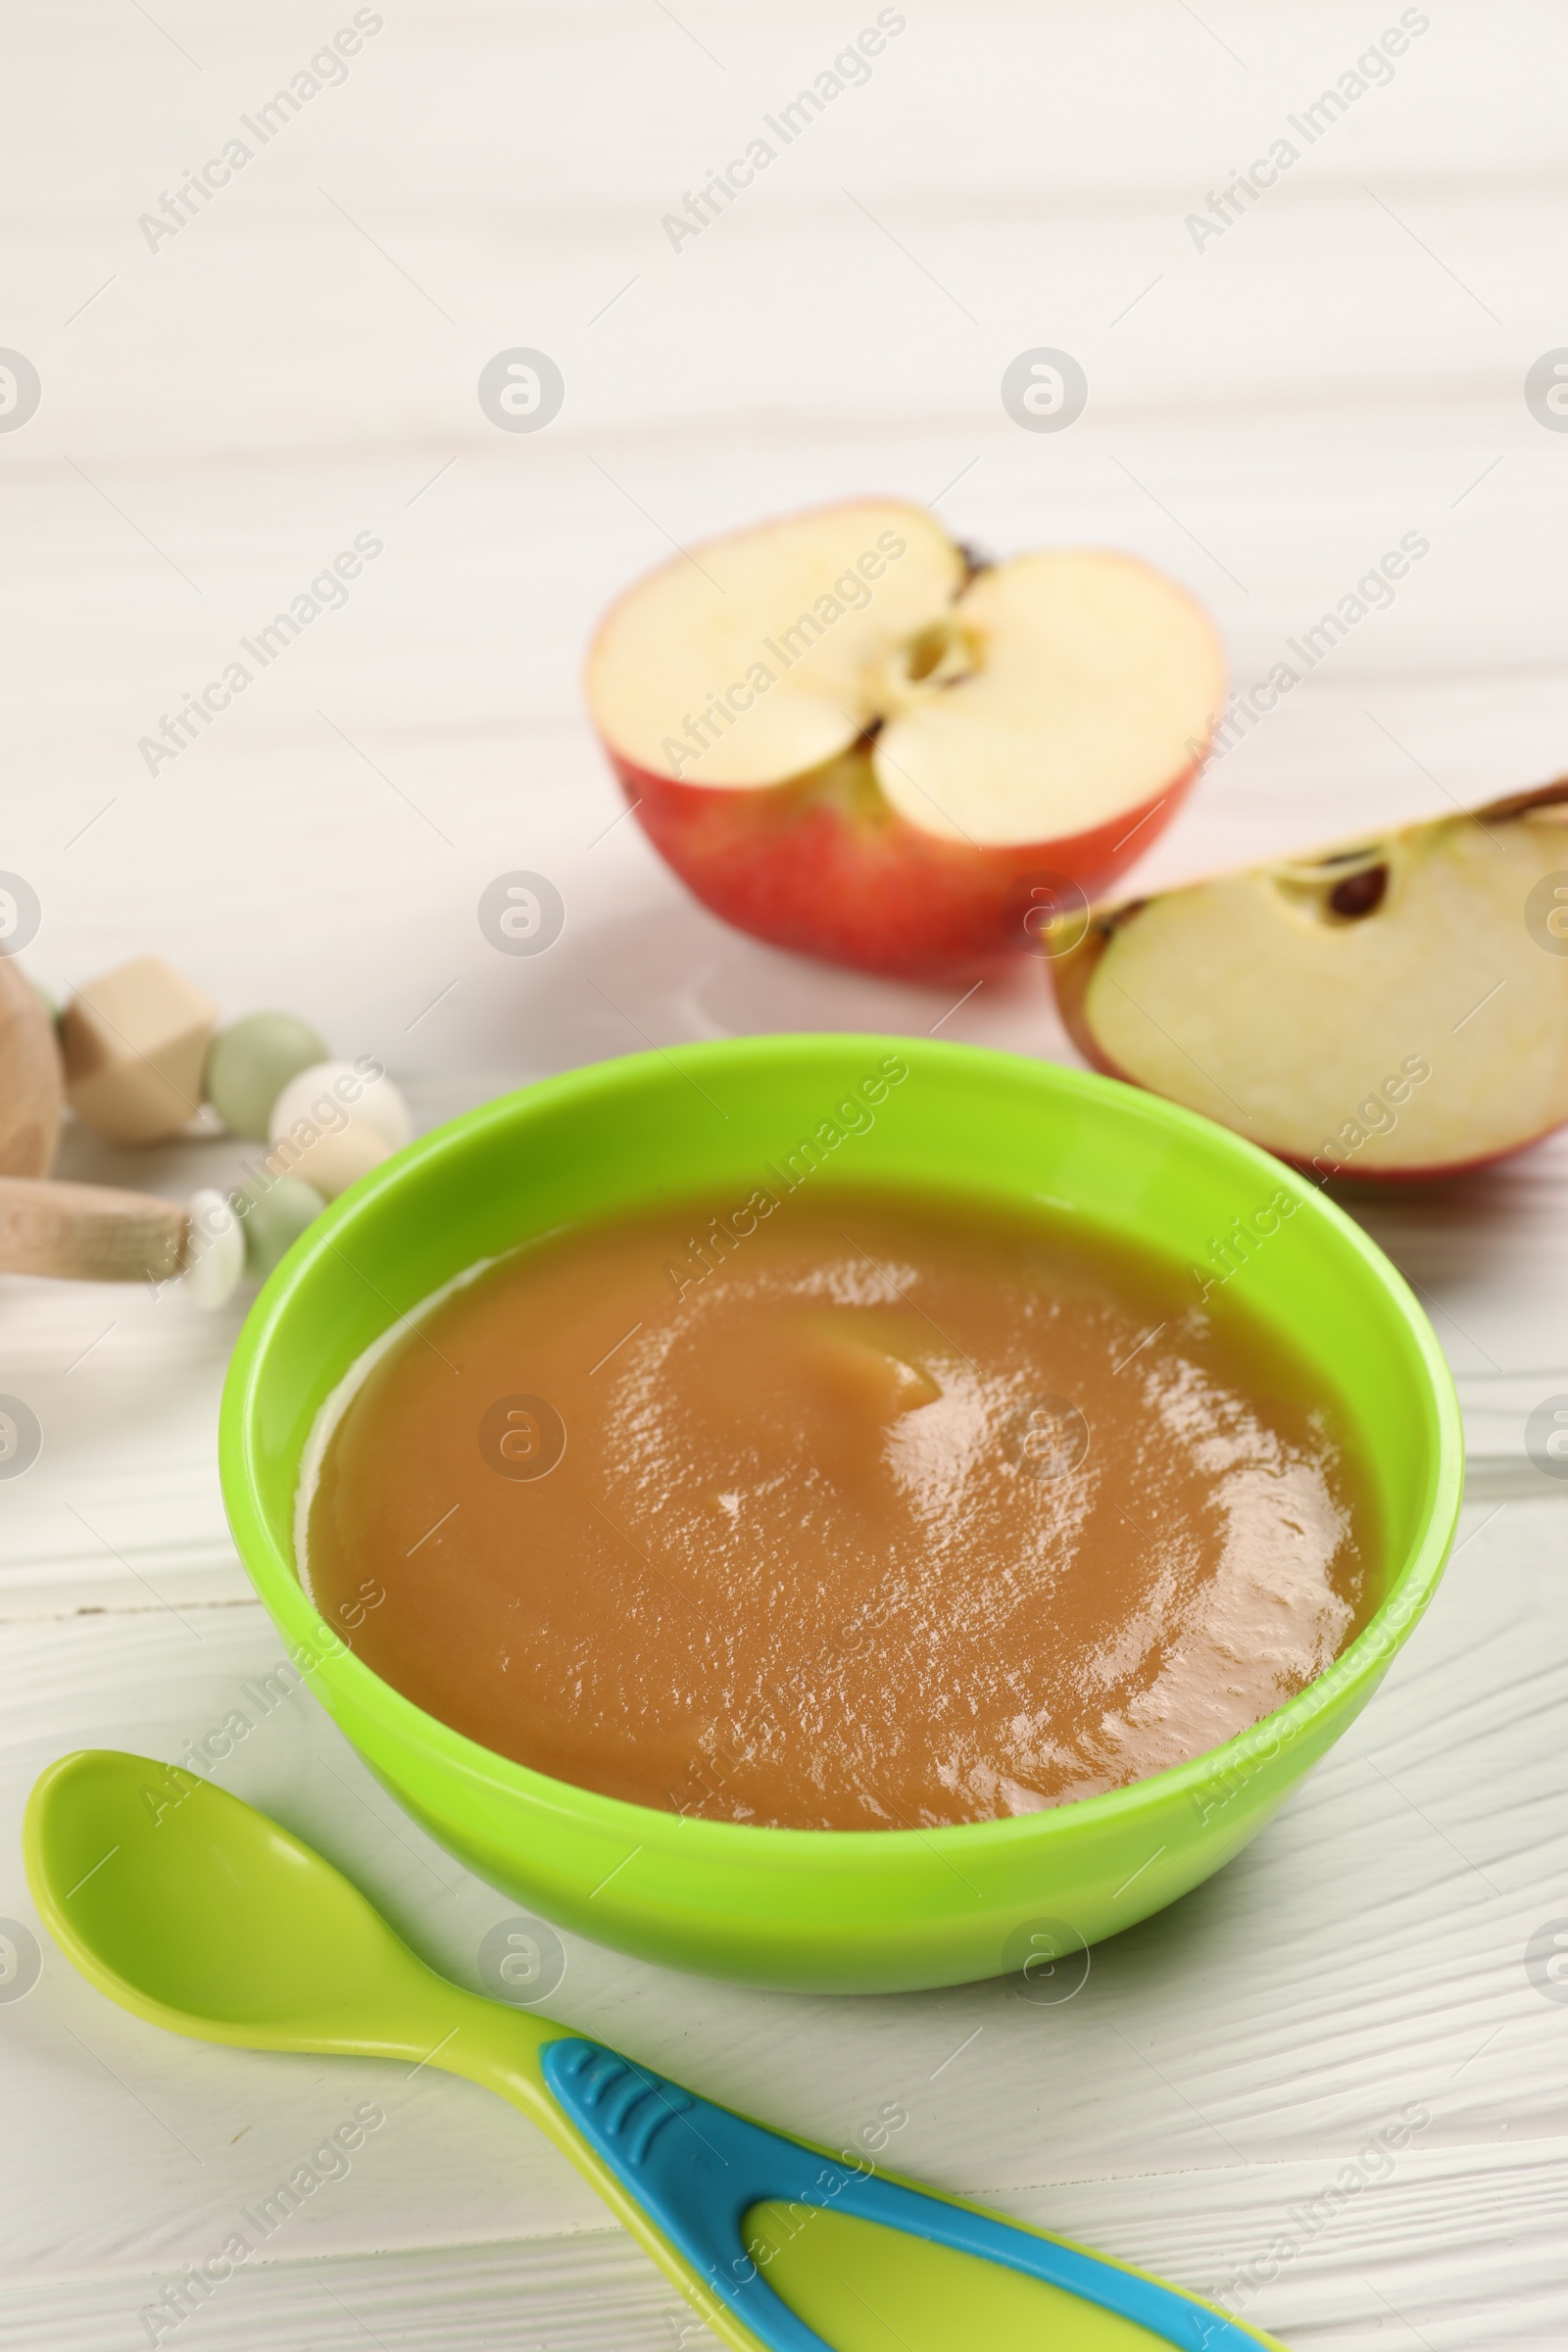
[302,1187,1375,1831]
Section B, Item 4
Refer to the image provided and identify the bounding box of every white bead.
[269,1118,390,1201]
[183,1188,246,1309]
[268,1059,412,1152]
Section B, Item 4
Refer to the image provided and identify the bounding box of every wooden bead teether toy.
[0,951,408,1307]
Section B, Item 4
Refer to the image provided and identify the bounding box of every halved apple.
[585,498,1226,979]
[1053,780,1568,1180]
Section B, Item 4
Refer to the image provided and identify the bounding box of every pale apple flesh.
[1053,781,1568,1180]
[585,499,1226,979]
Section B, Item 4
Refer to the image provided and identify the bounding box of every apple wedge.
[1053,780,1568,1180]
[585,498,1225,979]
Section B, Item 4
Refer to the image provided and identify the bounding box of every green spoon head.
[24,1749,433,2055]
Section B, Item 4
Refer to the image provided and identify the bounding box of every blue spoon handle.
[543,2036,1268,2352]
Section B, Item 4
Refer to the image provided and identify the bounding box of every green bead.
[206,1012,328,1139]
[239,1176,326,1279]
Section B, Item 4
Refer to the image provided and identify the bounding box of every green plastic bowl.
[220,1037,1462,1995]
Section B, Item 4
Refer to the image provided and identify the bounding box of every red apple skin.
[606,746,1205,983]
[1051,920,1568,1185]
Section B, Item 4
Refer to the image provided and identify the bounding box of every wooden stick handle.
[0,1176,188,1282]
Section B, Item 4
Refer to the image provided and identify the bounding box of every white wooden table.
[4,5,1568,2343]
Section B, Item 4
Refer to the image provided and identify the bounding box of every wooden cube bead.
[62,956,218,1145]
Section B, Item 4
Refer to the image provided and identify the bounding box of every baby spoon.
[24,1750,1286,2352]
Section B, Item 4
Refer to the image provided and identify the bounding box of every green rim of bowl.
[220,1037,1465,1860]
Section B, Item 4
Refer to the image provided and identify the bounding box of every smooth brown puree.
[305,1185,1375,1831]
